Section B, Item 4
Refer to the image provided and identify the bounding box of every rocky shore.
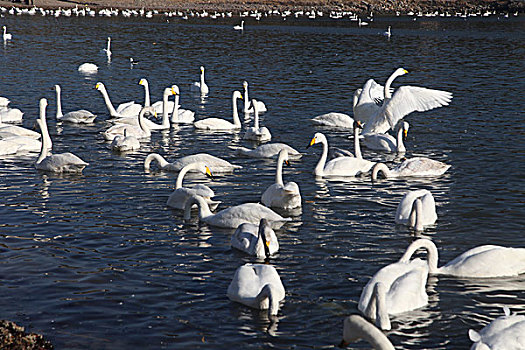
[0,320,53,349]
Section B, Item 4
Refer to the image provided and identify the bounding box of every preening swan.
[2,26,12,41]
[190,66,209,95]
[103,106,155,141]
[35,98,88,173]
[339,314,395,350]
[95,82,142,118]
[144,153,241,173]
[227,263,285,318]
[399,238,525,278]
[0,107,23,123]
[395,189,437,231]
[166,162,220,211]
[243,81,267,113]
[170,85,195,124]
[231,142,302,159]
[78,63,98,74]
[233,20,244,30]
[362,68,453,135]
[261,149,301,209]
[110,129,140,152]
[231,218,279,258]
[243,99,271,142]
[469,307,525,350]
[358,248,429,330]
[54,84,96,124]
[371,157,451,180]
[363,121,409,153]
[194,91,242,130]
[184,195,291,229]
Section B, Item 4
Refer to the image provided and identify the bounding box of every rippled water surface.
[1,14,524,349]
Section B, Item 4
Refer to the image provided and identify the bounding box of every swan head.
[200,66,205,72]
[54,84,61,93]
[138,78,148,86]
[233,91,243,100]
[278,149,290,166]
[402,121,409,138]
[40,98,48,110]
[353,120,363,130]
[307,132,326,149]
[95,82,105,91]
[243,81,248,89]
[394,67,409,77]
[163,87,175,97]
[171,85,180,95]
[258,219,273,259]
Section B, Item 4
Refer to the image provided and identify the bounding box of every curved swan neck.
[137,108,152,133]
[276,151,287,186]
[342,315,395,350]
[409,198,424,231]
[371,163,390,181]
[232,93,241,127]
[256,284,279,317]
[399,239,439,274]
[373,282,391,331]
[170,93,180,123]
[98,85,118,117]
[185,195,212,220]
[396,124,406,153]
[314,136,328,176]
[176,163,201,189]
[354,126,362,159]
[55,85,63,119]
[144,153,168,171]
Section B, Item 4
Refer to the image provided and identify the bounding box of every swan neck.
[384,70,401,100]
[409,199,424,231]
[170,94,180,122]
[144,153,168,171]
[396,125,406,153]
[254,108,260,129]
[314,137,328,176]
[143,81,150,106]
[275,153,285,186]
[195,196,213,219]
[176,163,199,189]
[354,126,362,159]
[257,284,279,317]
[161,90,170,127]
[232,94,241,127]
[372,163,390,181]
[36,117,51,164]
[399,239,439,274]
[55,87,63,118]
[343,316,395,350]
[137,108,150,133]
[373,282,391,331]
[99,86,118,117]
[243,86,249,112]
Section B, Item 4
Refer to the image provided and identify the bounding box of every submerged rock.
[0,320,53,349]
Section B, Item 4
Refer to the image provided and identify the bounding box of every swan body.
[78,63,98,74]
[339,314,395,350]
[95,82,142,118]
[144,153,241,173]
[353,79,389,124]
[110,130,140,152]
[2,26,12,41]
[232,143,302,159]
[35,99,88,173]
[166,162,220,211]
[469,307,525,350]
[0,135,41,154]
[227,263,285,317]
[103,106,155,141]
[364,121,409,153]
[243,99,271,141]
[231,218,279,258]
[0,108,23,123]
[311,112,354,129]
[190,66,209,95]
[184,195,291,229]
[0,97,10,107]
[372,157,451,180]
[261,149,301,209]
[233,20,244,30]
[194,91,242,130]
[399,238,525,278]
[243,81,267,113]
[362,68,453,135]
[0,124,40,139]
[170,85,195,124]
[395,189,437,231]
[54,85,96,123]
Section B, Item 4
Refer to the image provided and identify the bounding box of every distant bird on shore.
[3,25,12,41]
[358,18,368,27]
[233,20,244,30]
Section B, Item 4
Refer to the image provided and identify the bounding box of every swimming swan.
[231,218,279,258]
[103,106,155,141]
[35,98,88,173]
[399,238,525,278]
[243,81,267,113]
[54,84,96,124]
[110,129,140,152]
[243,99,271,142]
[170,85,195,124]
[362,68,453,135]
[371,157,451,180]
[233,20,244,31]
[363,121,409,153]
[395,189,437,231]
[339,314,395,350]
[103,36,111,59]
[231,143,302,159]
[311,88,362,128]
[184,195,291,229]
[166,162,220,211]
[353,80,390,124]
[78,63,98,74]
[144,153,241,173]
[227,263,285,318]
[95,82,142,118]
[3,26,12,41]
[190,66,209,95]
[139,78,175,114]
[469,307,525,350]
[194,91,242,130]
[261,149,301,209]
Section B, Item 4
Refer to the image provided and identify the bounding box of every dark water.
[0,13,524,349]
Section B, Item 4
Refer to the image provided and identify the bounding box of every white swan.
[383,26,391,37]
[194,91,242,130]
[54,84,96,124]
[78,63,98,74]
[339,314,395,350]
[399,238,525,278]
[307,125,374,177]
[0,107,23,123]
[233,20,244,30]
[110,129,140,152]
[353,80,389,124]
[243,81,267,113]
[0,135,41,154]
[395,189,437,231]
[103,36,111,58]
[231,143,302,159]
[144,153,241,173]
[362,68,453,135]
[231,218,279,258]
[170,85,195,124]
[469,307,525,350]
[138,78,175,114]
[35,98,88,173]
[371,157,451,180]
[184,195,291,229]
[2,26,12,41]
[190,66,209,95]
[311,112,354,129]
[95,82,142,118]
[166,162,220,211]
[103,106,155,141]
[358,248,429,330]
[0,123,40,139]
[0,97,10,107]
[227,263,285,318]
[261,149,301,209]
[363,121,409,153]
[243,99,271,142]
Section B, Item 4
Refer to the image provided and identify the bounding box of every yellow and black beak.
[403,129,408,139]
[171,87,178,95]
[355,120,364,129]
[403,69,409,74]
[307,137,316,149]
[205,166,213,179]
[284,160,290,166]
[95,83,101,89]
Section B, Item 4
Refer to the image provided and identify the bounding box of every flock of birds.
[0,20,524,350]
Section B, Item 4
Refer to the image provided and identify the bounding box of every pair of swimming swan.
[395,189,437,231]
[227,263,285,318]
[261,149,302,210]
[190,66,209,96]
[166,162,220,211]
[34,98,88,173]
[103,106,156,141]
[194,91,242,130]
[243,99,271,142]
[144,153,241,173]
[54,84,96,124]
[231,218,279,258]
[469,307,525,350]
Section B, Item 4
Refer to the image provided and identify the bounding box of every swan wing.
[210,203,289,229]
[324,156,375,176]
[174,153,241,173]
[363,133,396,152]
[395,189,432,224]
[38,153,88,173]
[61,110,96,123]
[394,157,450,177]
[386,265,428,314]
[194,118,237,130]
[353,79,384,123]
[191,184,215,198]
[231,223,258,253]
